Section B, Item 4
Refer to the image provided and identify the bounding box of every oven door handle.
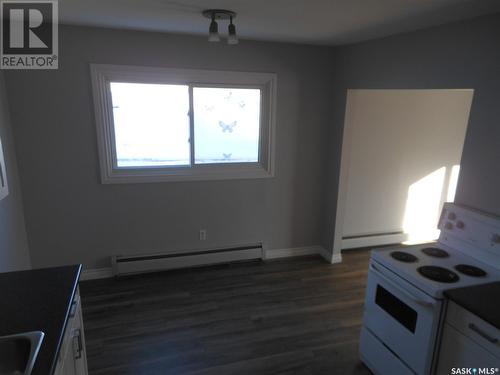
[370,263,435,308]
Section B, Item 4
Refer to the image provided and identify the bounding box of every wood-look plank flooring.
[80,250,372,375]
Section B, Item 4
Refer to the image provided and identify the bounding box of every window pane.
[110,82,190,167]
[193,87,261,164]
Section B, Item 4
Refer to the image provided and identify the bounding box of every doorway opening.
[332,89,474,258]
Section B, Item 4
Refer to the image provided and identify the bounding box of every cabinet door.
[72,328,86,375]
[53,287,88,375]
[73,306,88,375]
[437,323,499,373]
[54,325,76,375]
[72,298,88,375]
[60,348,77,375]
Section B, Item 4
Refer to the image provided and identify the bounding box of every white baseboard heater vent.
[112,243,263,276]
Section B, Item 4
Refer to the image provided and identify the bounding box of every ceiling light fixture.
[202,9,238,45]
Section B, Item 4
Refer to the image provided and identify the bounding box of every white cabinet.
[438,323,499,369]
[437,301,500,374]
[54,287,88,375]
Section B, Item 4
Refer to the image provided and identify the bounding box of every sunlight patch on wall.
[403,167,447,245]
[447,165,460,202]
[403,165,461,244]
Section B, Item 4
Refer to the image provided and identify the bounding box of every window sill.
[101,164,274,184]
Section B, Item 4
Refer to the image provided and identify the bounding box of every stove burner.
[390,251,418,263]
[455,264,487,277]
[421,247,449,258]
[417,266,460,283]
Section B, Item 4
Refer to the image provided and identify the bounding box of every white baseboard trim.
[80,267,113,281]
[318,246,330,262]
[316,246,342,264]
[82,245,336,279]
[264,245,327,260]
[330,252,342,263]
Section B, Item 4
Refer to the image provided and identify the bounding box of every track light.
[208,14,220,42]
[227,16,238,45]
[203,9,238,45]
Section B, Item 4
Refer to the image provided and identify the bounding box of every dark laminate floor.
[80,250,372,375]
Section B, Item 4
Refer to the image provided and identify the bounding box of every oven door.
[363,260,442,375]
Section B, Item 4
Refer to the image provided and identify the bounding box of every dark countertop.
[0,265,82,375]
[445,282,500,330]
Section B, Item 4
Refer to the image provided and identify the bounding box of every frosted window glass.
[110,82,190,167]
[193,87,261,164]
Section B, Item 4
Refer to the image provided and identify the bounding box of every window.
[193,87,261,164]
[111,83,191,167]
[91,64,276,183]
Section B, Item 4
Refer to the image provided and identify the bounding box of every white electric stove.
[359,203,500,375]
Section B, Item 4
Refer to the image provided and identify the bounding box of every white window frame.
[90,64,276,184]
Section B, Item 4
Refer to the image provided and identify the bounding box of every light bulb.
[208,17,220,42]
[227,18,238,45]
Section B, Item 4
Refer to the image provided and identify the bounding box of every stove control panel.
[439,203,500,265]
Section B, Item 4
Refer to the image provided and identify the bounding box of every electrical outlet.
[199,229,207,241]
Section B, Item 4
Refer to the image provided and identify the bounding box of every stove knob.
[444,222,453,230]
[448,212,457,220]
[492,234,500,244]
[456,221,465,229]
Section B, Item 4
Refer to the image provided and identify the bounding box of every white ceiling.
[59,0,500,45]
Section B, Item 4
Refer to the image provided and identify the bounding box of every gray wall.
[0,72,30,272]
[5,26,334,269]
[322,12,500,251]
[7,14,500,267]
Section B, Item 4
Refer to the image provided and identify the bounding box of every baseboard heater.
[341,231,407,249]
[112,243,263,276]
